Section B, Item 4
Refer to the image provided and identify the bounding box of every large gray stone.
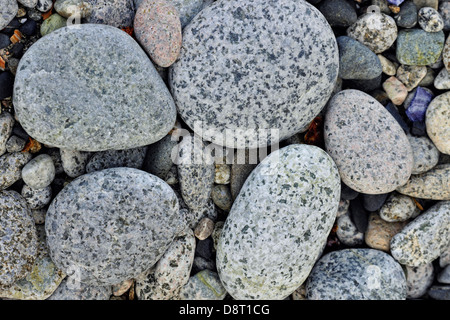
[0,0,18,30]
[216,144,341,300]
[85,0,135,28]
[45,168,185,286]
[13,24,176,152]
[169,0,338,149]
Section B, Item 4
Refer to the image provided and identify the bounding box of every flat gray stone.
[85,146,147,173]
[324,89,413,194]
[14,24,176,152]
[390,201,450,267]
[45,168,185,286]
[0,0,18,30]
[0,190,38,287]
[216,144,341,300]
[306,248,407,300]
[169,0,338,148]
[0,152,33,190]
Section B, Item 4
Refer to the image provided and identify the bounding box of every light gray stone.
[324,89,413,194]
[169,0,339,149]
[336,211,365,246]
[216,144,341,300]
[60,149,91,178]
[47,276,112,300]
[379,192,420,222]
[21,184,52,210]
[32,208,46,225]
[0,152,33,190]
[306,248,407,300]
[440,245,450,268]
[390,201,450,267]
[178,270,227,300]
[6,135,26,153]
[406,263,435,298]
[407,134,440,174]
[0,0,18,30]
[18,0,38,8]
[85,0,135,28]
[426,92,450,155]
[14,24,177,152]
[21,154,55,189]
[45,168,185,286]
[418,6,444,32]
[36,0,53,12]
[0,112,14,157]
[54,0,92,18]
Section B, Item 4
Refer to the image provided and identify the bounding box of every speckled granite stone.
[395,1,418,28]
[396,164,450,200]
[136,228,195,300]
[217,144,341,300]
[134,0,182,68]
[176,134,214,211]
[21,154,55,190]
[143,134,177,180]
[40,13,68,37]
[21,184,52,210]
[418,7,444,32]
[324,89,413,194]
[441,245,450,268]
[379,192,420,222]
[0,0,18,30]
[36,0,53,12]
[336,211,365,246]
[443,36,450,71]
[406,263,434,298]
[396,29,445,66]
[337,199,350,218]
[85,146,147,173]
[305,248,407,300]
[178,270,227,300]
[6,135,26,153]
[434,67,450,89]
[426,92,450,155]
[169,0,338,149]
[365,212,407,252]
[0,225,65,300]
[346,12,398,54]
[0,190,38,287]
[14,24,176,152]
[60,149,91,178]
[0,112,14,157]
[32,208,46,225]
[54,0,92,18]
[45,168,185,286]
[85,0,135,28]
[390,201,450,267]
[396,65,427,91]
[407,135,439,174]
[0,152,33,190]
[47,276,112,300]
[18,0,38,8]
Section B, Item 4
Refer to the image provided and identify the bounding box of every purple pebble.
[405,87,434,122]
[387,0,405,6]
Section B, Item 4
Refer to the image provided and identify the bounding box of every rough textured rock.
[85,147,147,173]
[305,249,407,300]
[396,65,427,91]
[134,0,182,68]
[217,144,341,300]
[178,270,227,300]
[0,112,14,157]
[406,263,435,298]
[45,168,185,286]
[0,190,38,287]
[396,164,450,200]
[0,152,33,190]
[85,0,135,28]
[324,89,413,194]
[21,154,55,190]
[390,201,450,267]
[418,6,444,32]
[169,0,339,149]
[21,184,52,210]
[13,24,176,152]
[426,91,450,155]
[396,29,445,65]
[365,212,408,252]
[0,0,19,30]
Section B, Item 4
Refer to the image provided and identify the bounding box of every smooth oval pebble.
[13,24,176,152]
[216,144,341,300]
[45,167,185,285]
[365,212,407,252]
[390,201,450,267]
[379,192,420,222]
[169,0,338,149]
[134,0,182,68]
[305,248,407,300]
[426,91,450,155]
[21,154,55,190]
[0,152,33,190]
[324,89,413,194]
[407,134,439,174]
[418,7,444,32]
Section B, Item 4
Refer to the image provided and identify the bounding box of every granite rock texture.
[426,91,450,155]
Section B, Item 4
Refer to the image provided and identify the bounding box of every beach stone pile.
[0,0,449,301]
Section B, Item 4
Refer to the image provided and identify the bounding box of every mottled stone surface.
[112,279,133,296]
[365,212,407,251]
[390,201,450,267]
[143,134,177,180]
[406,263,435,298]
[214,164,230,184]
[6,135,26,153]
[170,0,338,149]
[396,164,450,200]
[0,112,14,157]
[440,1,450,31]
[426,92,450,155]
[444,35,450,71]
[217,145,341,300]
[36,0,53,12]
[21,154,55,190]
[40,13,67,37]
[47,276,112,300]
[45,168,185,286]
[54,0,92,18]
[60,149,91,178]
[194,217,214,241]
[14,24,176,152]
[306,248,407,300]
[347,12,398,54]
[136,228,195,300]
[418,6,444,32]
[336,211,365,246]
[383,76,408,105]
[21,184,52,210]
[178,270,227,300]
[85,146,147,173]
[85,0,135,28]
[324,89,413,194]
[0,190,38,287]
[134,0,182,68]
[378,54,397,76]
[396,29,445,66]
[434,67,450,89]
[441,245,450,268]
[407,134,439,174]
[396,65,427,91]
[379,192,420,222]
[18,0,38,8]
[0,152,33,190]
[211,184,232,211]
[0,0,18,30]
[0,225,65,300]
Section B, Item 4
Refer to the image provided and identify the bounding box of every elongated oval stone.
[324,89,413,194]
[13,24,176,152]
[45,168,185,285]
[216,144,341,300]
[169,0,338,148]
[426,91,450,155]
